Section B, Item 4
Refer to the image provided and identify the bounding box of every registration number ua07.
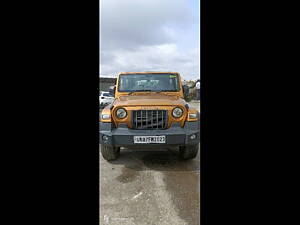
[133,136,166,144]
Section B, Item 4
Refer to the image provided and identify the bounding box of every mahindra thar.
[99,72,200,161]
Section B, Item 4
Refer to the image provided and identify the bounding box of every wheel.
[179,144,199,160]
[100,144,120,161]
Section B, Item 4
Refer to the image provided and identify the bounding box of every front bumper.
[99,121,200,147]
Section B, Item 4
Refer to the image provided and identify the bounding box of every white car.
[100,91,114,108]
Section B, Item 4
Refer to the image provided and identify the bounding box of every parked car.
[99,72,199,161]
[100,91,114,108]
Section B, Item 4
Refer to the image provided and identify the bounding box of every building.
[100,77,117,92]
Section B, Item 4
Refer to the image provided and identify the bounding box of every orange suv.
[100,72,200,161]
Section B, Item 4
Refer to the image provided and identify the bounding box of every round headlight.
[172,107,183,118]
[116,108,127,119]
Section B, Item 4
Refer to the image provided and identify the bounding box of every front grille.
[132,110,168,129]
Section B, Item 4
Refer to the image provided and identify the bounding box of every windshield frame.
[117,73,181,93]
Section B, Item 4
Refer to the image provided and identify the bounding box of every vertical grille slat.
[132,110,167,130]
[156,110,158,129]
[140,110,142,128]
[151,110,153,129]
[141,111,143,127]
[135,110,137,128]
[162,110,164,128]
[141,110,143,128]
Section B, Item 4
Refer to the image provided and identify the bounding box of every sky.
[100,0,200,80]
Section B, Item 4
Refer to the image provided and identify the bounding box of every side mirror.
[109,86,116,97]
[183,85,190,99]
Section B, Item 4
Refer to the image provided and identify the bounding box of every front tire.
[100,144,120,161]
[179,144,199,160]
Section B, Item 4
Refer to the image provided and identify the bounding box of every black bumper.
[99,121,200,147]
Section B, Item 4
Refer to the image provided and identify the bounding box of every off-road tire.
[179,144,199,160]
[101,145,120,161]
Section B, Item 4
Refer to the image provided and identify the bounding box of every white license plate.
[134,136,166,144]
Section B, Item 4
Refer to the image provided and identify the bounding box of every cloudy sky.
[100,0,199,80]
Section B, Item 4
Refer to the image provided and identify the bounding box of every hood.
[113,94,186,107]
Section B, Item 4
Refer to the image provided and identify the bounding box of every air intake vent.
[132,110,168,130]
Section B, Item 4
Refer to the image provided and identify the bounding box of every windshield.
[118,73,180,92]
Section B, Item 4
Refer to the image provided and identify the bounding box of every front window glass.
[118,73,180,92]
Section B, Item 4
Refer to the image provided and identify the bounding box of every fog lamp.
[190,134,196,140]
[102,135,109,141]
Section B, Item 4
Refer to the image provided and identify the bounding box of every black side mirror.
[183,85,189,98]
[109,86,116,97]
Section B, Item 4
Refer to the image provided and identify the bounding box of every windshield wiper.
[153,90,175,93]
[153,90,164,93]
[128,90,151,95]
[139,90,152,92]
[127,90,174,94]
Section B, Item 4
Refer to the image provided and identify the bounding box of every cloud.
[100,0,199,80]
[101,44,199,80]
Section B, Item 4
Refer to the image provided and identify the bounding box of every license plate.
[134,136,166,144]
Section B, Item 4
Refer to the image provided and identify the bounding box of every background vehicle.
[99,91,114,108]
[99,72,200,161]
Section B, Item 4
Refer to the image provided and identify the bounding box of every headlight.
[172,107,183,118]
[101,114,110,119]
[116,108,127,119]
